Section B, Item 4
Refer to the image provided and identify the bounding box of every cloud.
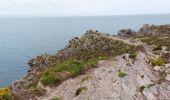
[0,0,169,16]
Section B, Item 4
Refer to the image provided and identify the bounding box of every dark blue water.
[0,14,170,87]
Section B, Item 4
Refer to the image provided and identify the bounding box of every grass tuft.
[117,69,127,78]
[150,57,167,66]
[50,97,62,100]
[30,87,46,95]
[40,70,62,86]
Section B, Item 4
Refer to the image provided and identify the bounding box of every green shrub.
[40,71,61,86]
[30,87,46,95]
[141,36,160,45]
[150,57,167,66]
[117,69,127,78]
[85,59,98,65]
[0,88,14,100]
[40,59,84,86]
[55,59,84,76]
[40,58,101,86]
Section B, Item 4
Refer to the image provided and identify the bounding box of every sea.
[0,14,170,87]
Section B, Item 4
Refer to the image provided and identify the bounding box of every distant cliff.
[118,24,170,37]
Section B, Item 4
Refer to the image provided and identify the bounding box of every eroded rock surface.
[37,52,170,100]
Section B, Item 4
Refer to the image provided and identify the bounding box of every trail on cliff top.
[36,35,170,100]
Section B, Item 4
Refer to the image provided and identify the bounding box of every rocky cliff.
[1,24,170,100]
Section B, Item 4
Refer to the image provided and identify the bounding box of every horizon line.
[0,13,170,18]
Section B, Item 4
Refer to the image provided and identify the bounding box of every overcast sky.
[0,0,170,16]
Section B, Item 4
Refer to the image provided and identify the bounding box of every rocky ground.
[36,35,170,100]
[1,24,170,100]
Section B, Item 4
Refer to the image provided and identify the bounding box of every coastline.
[1,24,170,100]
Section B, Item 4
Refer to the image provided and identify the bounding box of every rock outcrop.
[138,24,170,36]
[9,54,57,99]
[37,52,170,100]
[9,30,139,100]
[5,25,170,100]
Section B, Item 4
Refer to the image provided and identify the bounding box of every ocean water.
[0,14,170,87]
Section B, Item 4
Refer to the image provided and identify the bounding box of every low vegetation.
[40,33,141,86]
[40,58,98,86]
[150,57,167,66]
[40,70,62,86]
[58,32,141,62]
[141,36,170,50]
[157,25,170,34]
[30,87,46,95]
[139,84,155,92]
[129,53,137,60]
[0,88,14,100]
[117,69,127,78]
[50,97,62,100]
[55,59,84,76]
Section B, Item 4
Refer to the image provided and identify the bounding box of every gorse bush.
[0,88,14,100]
[150,57,167,66]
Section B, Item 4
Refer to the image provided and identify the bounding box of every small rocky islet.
[0,24,170,100]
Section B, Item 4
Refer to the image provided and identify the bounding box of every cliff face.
[3,24,170,100]
[36,29,170,100]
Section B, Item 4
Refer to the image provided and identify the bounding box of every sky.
[0,0,170,16]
